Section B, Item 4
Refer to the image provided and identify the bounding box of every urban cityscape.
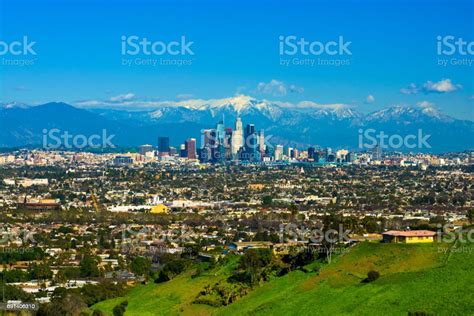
[1,0,473,315]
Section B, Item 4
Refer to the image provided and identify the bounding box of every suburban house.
[150,204,169,214]
[228,241,273,252]
[382,230,436,243]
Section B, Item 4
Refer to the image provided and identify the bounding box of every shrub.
[364,270,380,283]
[113,300,128,316]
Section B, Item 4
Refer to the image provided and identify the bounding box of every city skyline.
[0,1,473,315]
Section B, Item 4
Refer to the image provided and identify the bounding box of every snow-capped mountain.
[311,107,361,120]
[0,97,472,152]
[150,96,285,122]
[366,105,454,123]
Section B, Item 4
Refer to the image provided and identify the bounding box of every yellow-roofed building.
[150,204,169,214]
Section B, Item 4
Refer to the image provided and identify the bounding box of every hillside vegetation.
[91,240,474,316]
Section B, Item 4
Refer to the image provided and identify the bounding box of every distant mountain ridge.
[0,98,473,152]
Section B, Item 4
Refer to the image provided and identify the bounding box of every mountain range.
[1,96,473,152]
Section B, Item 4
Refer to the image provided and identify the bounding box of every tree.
[54,269,67,285]
[113,300,128,316]
[238,248,272,285]
[38,293,87,316]
[29,262,53,281]
[262,196,273,206]
[321,212,344,264]
[130,256,151,278]
[2,284,35,302]
[80,256,101,278]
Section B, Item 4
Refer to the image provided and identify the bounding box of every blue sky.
[0,0,473,119]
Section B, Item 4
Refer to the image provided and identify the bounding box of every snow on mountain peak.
[0,101,29,109]
[157,95,259,112]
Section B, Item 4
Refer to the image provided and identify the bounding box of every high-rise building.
[287,147,293,159]
[308,147,316,160]
[231,117,244,158]
[180,144,187,158]
[201,129,214,162]
[169,146,177,156]
[244,124,259,161]
[373,144,382,160]
[158,137,170,156]
[293,148,299,159]
[245,124,255,138]
[258,130,265,155]
[275,145,284,161]
[185,138,197,159]
[139,144,153,156]
[215,119,226,162]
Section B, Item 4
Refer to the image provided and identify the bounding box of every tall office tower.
[201,129,214,162]
[158,137,170,156]
[258,130,265,155]
[201,129,214,148]
[185,138,197,159]
[215,119,226,162]
[275,145,284,161]
[139,144,153,156]
[224,128,233,160]
[244,124,257,161]
[325,147,332,159]
[216,119,225,145]
[245,124,255,139]
[345,152,354,163]
[308,147,316,160]
[180,144,187,158]
[169,146,177,156]
[224,128,232,146]
[231,117,244,157]
[293,149,299,159]
[373,144,382,160]
[287,147,293,158]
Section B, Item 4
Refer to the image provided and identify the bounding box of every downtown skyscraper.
[231,117,244,158]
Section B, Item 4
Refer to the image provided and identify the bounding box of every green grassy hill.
[91,240,474,316]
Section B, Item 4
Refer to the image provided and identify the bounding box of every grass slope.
[92,241,474,316]
[217,241,474,316]
[91,256,239,316]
